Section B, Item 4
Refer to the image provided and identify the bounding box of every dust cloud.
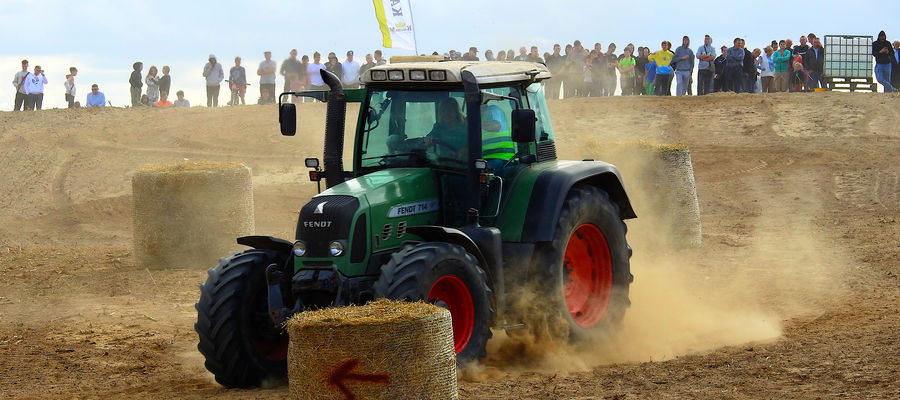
[463,138,850,378]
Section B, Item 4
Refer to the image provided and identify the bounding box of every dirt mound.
[1,93,899,399]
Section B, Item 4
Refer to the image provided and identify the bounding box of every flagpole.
[407,0,419,55]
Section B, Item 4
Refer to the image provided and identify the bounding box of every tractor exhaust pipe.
[320,69,346,189]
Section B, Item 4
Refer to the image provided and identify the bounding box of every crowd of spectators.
[10,31,900,111]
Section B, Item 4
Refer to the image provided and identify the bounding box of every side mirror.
[279,103,297,136]
[511,109,536,143]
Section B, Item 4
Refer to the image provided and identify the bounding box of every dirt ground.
[0,92,898,399]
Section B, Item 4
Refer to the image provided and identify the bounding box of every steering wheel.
[427,137,460,155]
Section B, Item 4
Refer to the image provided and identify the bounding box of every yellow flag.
[372,0,417,51]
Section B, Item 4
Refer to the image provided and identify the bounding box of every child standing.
[145,66,160,103]
[64,74,76,108]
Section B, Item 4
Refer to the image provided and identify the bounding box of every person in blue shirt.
[85,84,106,107]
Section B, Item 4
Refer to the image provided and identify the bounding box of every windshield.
[359,89,469,170]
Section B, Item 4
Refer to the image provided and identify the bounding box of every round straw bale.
[132,161,254,269]
[286,299,457,400]
[586,140,702,248]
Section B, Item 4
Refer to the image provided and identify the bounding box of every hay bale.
[132,161,254,269]
[588,141,702,248]
[286,299,457,400]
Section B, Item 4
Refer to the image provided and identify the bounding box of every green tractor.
[195,60,636,388]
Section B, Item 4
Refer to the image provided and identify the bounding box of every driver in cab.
[423,98,467,155]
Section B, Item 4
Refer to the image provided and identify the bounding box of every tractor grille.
[536,140,557,162]
[296,195,359,257]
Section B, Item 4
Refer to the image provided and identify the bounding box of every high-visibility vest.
[482,128,516,161]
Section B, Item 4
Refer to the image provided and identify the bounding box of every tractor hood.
[295,168,440,276]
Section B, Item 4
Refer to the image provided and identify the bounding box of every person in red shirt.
[154,92,174,107]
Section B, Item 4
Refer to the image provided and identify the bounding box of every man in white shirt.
[257,51,277,104]
[341,50,361,89]
[307,52,327,90]
[24,65,48,110]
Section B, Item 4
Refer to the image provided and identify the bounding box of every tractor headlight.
[292,241,307,257]
[371,70,387,81]
[409,70,426,81]
[329,241,344,257]
[428,70,447,81]
[387,70,404,81]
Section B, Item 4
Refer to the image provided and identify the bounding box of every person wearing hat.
[342,50,361,89]
[202,54,224,107]
[462,47,479,61]
[257,51,277,104]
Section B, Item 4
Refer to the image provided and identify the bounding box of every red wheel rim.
[428,275,475,353]
[563,224,613,328]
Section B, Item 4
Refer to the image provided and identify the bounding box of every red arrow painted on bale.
[326,358,391,400]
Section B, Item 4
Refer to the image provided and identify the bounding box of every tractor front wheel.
[195,249,289,388]
[373,242,493,364]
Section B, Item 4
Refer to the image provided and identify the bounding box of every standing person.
[129,62,143,107]
[229,56,247,105]
[202,55,224,107]
[891,41,900,90]
[24,65,47,110]
[772,40,792,92]
[696,35,717,95]
[785,39,795,92]
[159,66,171,98]
[373,49,387,65]
[725,38,745,93]
[617,47,636,96]
[634,47,648,95]
[64,74,76,108]
[872,31,895,92]
[496,50,507,61]
[12,59,29,111]
[67,67,78,108]
[806,38,826,90]
[713,46,728,92]
[544,44,565,100]
[793,36,810,91]
[673,36,695,96]
[528,46,544,63]
[325,53,343,81]
[758,46,775,93]
[359,53,377,77]
[650,41,674,96]
[306,52,327,90]
[145,66,160,103]
[462,47,479,61]
[484,50,495,61]
[85,84,106,107]
[280,49,302,94]
[601,43,618,96]
[257,51,277,104]
[644,54,657,96]
[341,50,361,88]
[742,40,758,93]
[588,50,603,96]
[566,41,589,97]
[514,47,528,61]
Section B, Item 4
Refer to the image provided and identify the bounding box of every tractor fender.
[405,226,489,272]
[236,235,293,254]
[521,161,636,243]
[406,225,502,319]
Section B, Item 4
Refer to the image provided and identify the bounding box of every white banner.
[372,0,417,52]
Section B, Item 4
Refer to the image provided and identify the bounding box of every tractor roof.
[361,61,551,85]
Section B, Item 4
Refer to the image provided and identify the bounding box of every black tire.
[527,185,632,341]
[195,249,289,388]
[373,242,493,364]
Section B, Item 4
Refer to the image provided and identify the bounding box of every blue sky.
[2,0,897,109]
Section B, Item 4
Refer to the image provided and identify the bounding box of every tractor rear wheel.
[530,185,632,341]
[373,242,493,364]
[195,249,289,388]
